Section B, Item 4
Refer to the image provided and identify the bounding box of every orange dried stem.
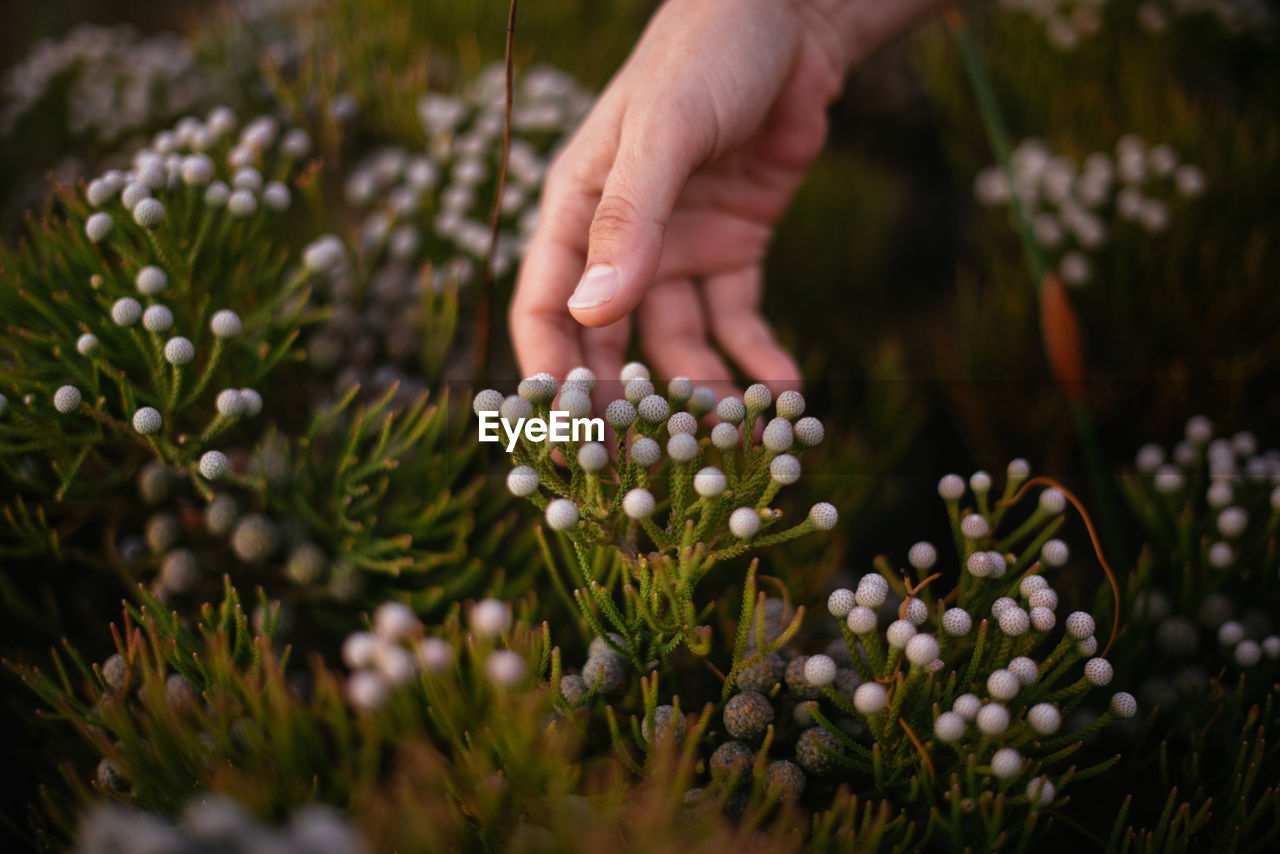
[900,716,936,784]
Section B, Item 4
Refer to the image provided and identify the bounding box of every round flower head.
[970,470,992,495]
[937,474,966,501]
[1217,507,1248,538]
[1029,588,1058,611]
[987,669,1020,701]
[855,574,888,608]
[905,633,939,667]
[743,383,772,412]
[518,372,558,404]
[724,691,774,740]
[164,337,195,365]
[583,656,625,693]
[942,608,972,636]
[1030,605,1055,632]
[808,502,838,531]
[112,297,142,327]
[729,507,761,539]
[199,450,229,480]
[1185,414,1213,444]
[346,670,389,710]
[500,395,533,424]
[976,702,1010,735]
[667,411,697,435]
[132,407,162,435]
[209,310,242,338]
[1236,640,1262,667]
[986,551,1007,578]
[1110,691,1138,719]
[85,212,114,242]
[886,619,917,649]
[284,542,326,585]
[770,454,801,485]
[53,385,82,414]
[667,433,699,463]
[215,389,245,417]
[142,304,173,333]
[121,182,150,210]
[469,598,511,638]
[1207,541,1234,568]
[903,597,928,626]
[303,235,346,273]
[1021,706,1063,743]
[999,607,1030,637]
[796,726,842,774]
[238,388,262,417]
[473,390,503,415]
[204,181,230,206]
[1020,575,1049,597]
[545,498,579,531]
[86,178,119,207]
[624,378,654,404]
[908,541,937,571]
[1263,636,1280,659]
[373,601,419,639]
[1038,488,1066,515]
[961,513,989,539]
[775,389,804,420]
[1134,443,1165,474]
[991,597,1016,618]
[630,436,661,467]
[691,386,721,414]
[693,466,726,497]
[853,682,887,715]
[604,399,636,430]
[564,366,596,394]
[762,417,794,452]
[846,605,877,635]
[181,154,214,185]
[793,416,824,447]
[623,488,656,520]
[1153,464,1185,494]
[827,588,855,618]
[76,333,99,356]
[716,397,746,425]
[133,198,165,228]
[1077,635,1098,656]
[1007,457,1031,483]
[804,654,836,687]
[576,442,608,473]
[486,650,527,688]
[953,693,982,721]
[506,466,539,497]
[934,711,966,743]
[1041,539,1069,567]
[227,190,257,217]
[1065,612,1095,640]
[711,422,740,451]
[991,748,1023,780]
[135,266,168,296]
[1084,658,1113,686]
[1218,621,1245,647]
[1206,481,1233,509]
[1027,776,1055,807]
[619,361,649,383]
[555,389,591,419]
[262,182,290,211]
[967,552,993,578]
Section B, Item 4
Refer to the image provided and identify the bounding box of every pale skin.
[509,0,943,393]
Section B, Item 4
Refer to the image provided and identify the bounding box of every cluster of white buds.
[998,0,1272,51]
[975,136,1206,286]
[817,459,1134,800]
[342,63,593,296]
[0,23,207,142]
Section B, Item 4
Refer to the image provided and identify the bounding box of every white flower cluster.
[975,136,1206,286]
[342,598,524,711]
[344,63,593,288]
[0,24,208,141]
[998,0,1273,50]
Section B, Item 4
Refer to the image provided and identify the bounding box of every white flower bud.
[1135,443,1165,474]
[942,608,972,636]
[132,407,162,434]
[793,416,824,447]
[729,507,760,539]
[164,336,195,365]
[961,514,989,539]
[470,598,511,639]
[846,606,877,635]
[485,649,527,688]
[1218,620,1245,647]
[199,450,229,480]
[762,417,793,452]
[1110,691,1138,718]
[1029,588,1058,610]
[952,693,981,721]
[215,389,245,417]
[121,183,150,209]
[342,631,378,668]
[304,235,347,273]
[804,654,836,686]
[346,671,389,711]
[76,333,99,355]
[1066,611,1095,639]
[808,502,838,531]
[624,378,654,404]
[506,466,539,497]
[853,682,887,714]
[623,488,656,520]
[1153,464,1184,494]
[976,702,1010,735]
[1084,658,1113,686]
[545,498,579,531]
[937,474,966,501]
[716,397,745,425]
[1185,414,1213,444]
[855,574,888,608]
[688,386,716,417]
[619,361,649,382]
[1020,575,1049,597]
[1008,657,1038,685]
[667,411,697,435]
[630,437,661,467]
[1028,703,1061,735]
[1007,458,1030,483]
[908,542,937,570]
[1077,635,1098,656]
[827,589,855,618]
[133,198,165,228]
[711,422,740,450]
[970,471,992,494]
[667,433,698,463]
[1217,507,1248,538]
[934,711,966,743]
[637,394,671,426]
[967,552,993,578]
[991,597,1016,618]
[577,443,608,473]
[1041,539,1069,566]
[886,619,916,649]
[239,389,262,417]
[775,390,804,420]
[987,669,1020,701]
[1027,776,1055,806]
[204,181,230,206]
[263,182,291,211]
[1038,488,1066,515]
[770,454,801,485]
[999,607,1030,637]
[906,634,939,667]
[210,309,242,338]
[564,366,596,393]
[112,297,142,326]
[991,748,1023,780]
[416,637,454,673]
[904,597,928,626]
[604,399,636,430]
[53,385,82,414]
[693,467,726,497]
[1030,606,1056,632]
[374,601,419,640]
[142,304,174,333]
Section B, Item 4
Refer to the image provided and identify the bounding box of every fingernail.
[568,264,618,309]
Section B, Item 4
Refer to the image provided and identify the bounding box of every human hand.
[509,0,940,393]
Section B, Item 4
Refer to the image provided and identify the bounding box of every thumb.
[566,109,705,327]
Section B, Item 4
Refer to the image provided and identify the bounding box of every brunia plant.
[475,363,836,670]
